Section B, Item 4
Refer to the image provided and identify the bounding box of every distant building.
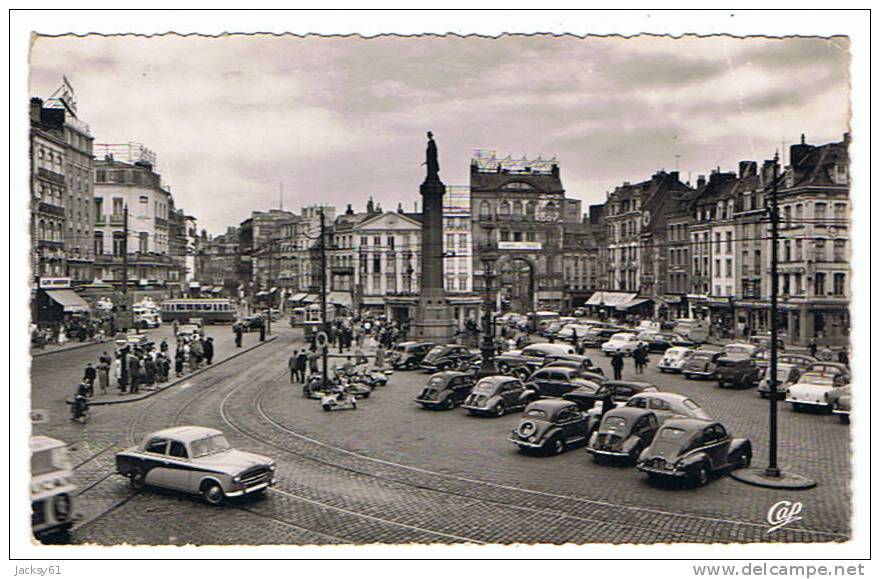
[469,150,580,312]
[443,186,473,295]
[196,226,240,297]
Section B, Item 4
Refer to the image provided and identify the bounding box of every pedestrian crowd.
[32,316,116,349]
[76,329,215,401]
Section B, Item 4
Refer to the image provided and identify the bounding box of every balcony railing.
[38,201,65,217]
[37,167,65,184]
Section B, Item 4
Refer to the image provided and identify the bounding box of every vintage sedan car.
[787,371,850,413]
[236,315,265,332]
[586,407,660,463]
[555,323,594,343]
[829,385,851,424]
[509,399,592,454]
[715,357,762,389]
[657,347,696,373]
[756,363,802,399]
[721,342,761,359]
[414,371,476,410]
[682,350,724,380]
[604,381,659,404]
[601,333,642,356]
[805,362,850,383]
[391,341,436,370]
[461,376,529,417]
[637,419,752,486]
[542,354,605,376]
[523,366,604,399]
[420,344,479,372]
[494,343,576,377]
[116,426,276,505]
[625,392,711,424]
[579,326,624,348]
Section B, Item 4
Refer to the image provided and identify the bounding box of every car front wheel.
[129,468,147,491]
[497,363,510,375]
[551,439,565,455]
[494,402,506,417]
[734,450,752,469]
[202,481,225,506]
[691,463,710,487]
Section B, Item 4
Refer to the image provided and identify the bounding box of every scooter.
[321,388,358,411]
[69,395,91,424]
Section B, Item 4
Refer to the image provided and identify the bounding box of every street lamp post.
[732,152,815,490]
[478,254,498,377]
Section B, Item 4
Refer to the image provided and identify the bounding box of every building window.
[813,239,826,262]
[94,232,104,255]
[372,255,381,273]
[814,202,827,222]
[479,201,492,220]
[513,201,523,217]
[814,272,826,296]
[113,232,126,256]
[499,230,510,242]
[499,201,511,216]
[834,203,846,220]
[784,241,791,262]
[833,273,846,296]
[112,197,124,215]
[725,231,733,253]
[725,258,732,277]
[833,240,846,262]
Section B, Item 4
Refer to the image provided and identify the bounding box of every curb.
[78,336,279,406]
[32,339,114,358]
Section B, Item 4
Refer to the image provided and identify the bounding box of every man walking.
[204,337,214,365]
[234,324,243,348]
[289,350,298,384]
[296,350,309,383]
[611,352,624,381]
[83,363,97,397]
[97,360,110,396]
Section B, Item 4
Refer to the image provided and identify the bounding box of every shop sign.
[39,277,71,289]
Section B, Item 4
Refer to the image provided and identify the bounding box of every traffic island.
[731,467,817,490]
[71,336,277,406]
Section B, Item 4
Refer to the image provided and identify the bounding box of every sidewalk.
[73,327,278,406]
[32,336,118,358]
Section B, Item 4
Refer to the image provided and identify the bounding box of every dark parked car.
[509,399,592,455]
[391,341,436,370]
[603,381,659,404]
[523,367,604,399]
[682,350,724,380]
[562,383,616,416]
[587,407,660,463]
[715,357,762,389]
[640,332,698,352]
[636,419,752,487]
[461,376,529,417]
[494,343,576,378]
[579,327,625,348]
[236,315,265,332]
[420,344,479,372]
[414,371,476,410]
[542,354,605,376]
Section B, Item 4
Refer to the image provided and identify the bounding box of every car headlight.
[269,464,276,471]
[529,436,537,443]
[233,475,241,483]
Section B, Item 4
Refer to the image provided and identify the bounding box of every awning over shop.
[662,294,685,303]
[360,296,385,306]
[45,289,90,313]
[328,291,352,307]
[303,294,319,303]
[615,298,653,311]
[288,292,308,303]
[586,291,637,307]
[201,285,214,293]
[211,287,223,293]
[189,281,200,289]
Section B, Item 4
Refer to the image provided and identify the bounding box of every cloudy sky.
[29,34,850,235]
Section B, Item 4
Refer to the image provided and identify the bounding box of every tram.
[302,303,335,338]
[31,436,78,539]
[160,298,236,324]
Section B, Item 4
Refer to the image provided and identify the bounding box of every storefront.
[661,294,689,320]
[585,291,637,320]
[615,297,655,319]
[34,279,91,326]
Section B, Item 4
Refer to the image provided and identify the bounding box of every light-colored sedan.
[787,372,849,413]
[756,363,801,399]
[624,392,711,424]
[657,347,695,373]
[116,426,276,505]
[601,333,642,356]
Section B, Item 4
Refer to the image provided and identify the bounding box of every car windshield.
[692,352,716,361]
[658,427,688,441]
[611,334,632,342]
[602,416,628,430]
[31,447,71,477]
[799,374,834,386]
[473,381,499,395]
[525,408,548,419]
[682,399,701,411]
[428,376,447,387]
[724,345,752,355]
[190,434,232,458]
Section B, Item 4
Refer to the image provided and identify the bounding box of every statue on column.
[424,131,439,181]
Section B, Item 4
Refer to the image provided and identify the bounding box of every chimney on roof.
[761,159,776,184]
[790,134,813,166]
[345,203,354,216]
[738,161,757,178]
[669,171,679,182]
[696,175,706,188]
[366,197,374,214]
[30,97,43,122]
[551,164,559,178]
[397,202,404,214]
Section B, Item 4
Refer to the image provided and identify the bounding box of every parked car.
[556,323,594,343]
[603,381,660,405]
[420,344,480,372]
[625,392,711,424]
[414,371,476,410]
[721,342,761,359]
[236,315,265,332]
[756,363,802,399]
[828,385,851,424]
[682,350,723,380]
[805,362,850,383]
[715,357,762,389]
[135,312,162,329]
[778,353,818,370]
[523,366,604,400]
[586,407,660,463]
[116,426,276,505]
[461,376,529,417]
[601,333,642,356]
[658,347,696,373]
[542,354,605,376]
[787,371,850,413]
[391,341,436,370]
[641,332,697,352]
[494,343,576,378]
[636,419,752,486]
[579,326,624,348]
[509,399,592,454]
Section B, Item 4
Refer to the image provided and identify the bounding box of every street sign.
[115,332,129,347]
[315,331,328,348]
[30,409,49,424]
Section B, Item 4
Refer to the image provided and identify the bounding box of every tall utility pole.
[120,204,131,331]
[767,153,781,477]
[732,152,815,490]
[265,239,273,336]
[319,209,329,386]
